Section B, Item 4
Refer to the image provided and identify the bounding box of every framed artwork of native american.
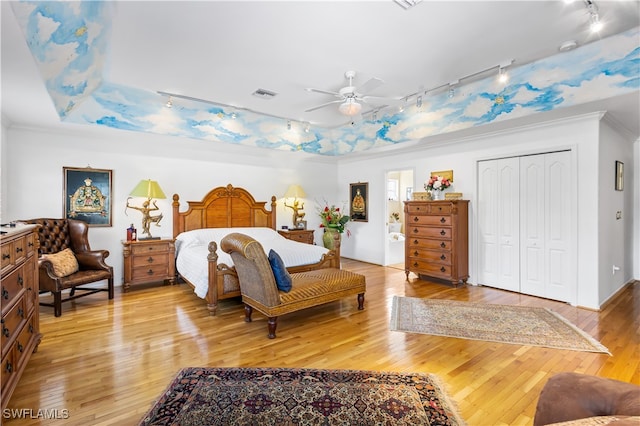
[350,182,368,222]
[63,166,113,226]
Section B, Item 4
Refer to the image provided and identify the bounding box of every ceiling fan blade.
[304,100,343,113]
[305,87,342,98]
[361,95,406,106]
[357,77,384,95]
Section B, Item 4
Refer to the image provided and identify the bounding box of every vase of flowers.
[318,202,350,250]
[424,175,451,200]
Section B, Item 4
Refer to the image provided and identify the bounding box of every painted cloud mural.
[10,1,640,156]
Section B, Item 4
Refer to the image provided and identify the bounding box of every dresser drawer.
[406,203,453,215]
[1,242,14,275]
[407,259,452,279]
[1,297,26,356]
[1,347,15,397]
[407,215,452,226]
[407,237,452,251]
[407,226,452,239]
[1,265,25,312]
[15,316,36,370]
[131,242,170,255]
[408,249,452,265]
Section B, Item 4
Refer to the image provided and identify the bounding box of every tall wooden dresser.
[1,224,42,410]
[404,200,469,286]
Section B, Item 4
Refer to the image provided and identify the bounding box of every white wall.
[337,112,634,309]
[2,112,637,309]
[3,124,338,286]
[598,119,635,305]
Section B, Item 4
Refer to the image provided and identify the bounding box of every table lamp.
[284,184,306,228]
[126,179,166,240]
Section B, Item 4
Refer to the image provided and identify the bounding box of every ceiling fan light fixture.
[338,98,362,116]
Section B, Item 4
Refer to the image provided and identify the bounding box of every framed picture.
[63,167,113,226]
[615,161,624,191]
[350,182,368,222]
[430,170,453,182]
[296,220,307,230]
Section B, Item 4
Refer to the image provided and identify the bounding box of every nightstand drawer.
[131,265,169,281]
[131,243,170,255]
[131,253,170,268]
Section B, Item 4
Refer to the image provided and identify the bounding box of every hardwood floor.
[5,259,639,425]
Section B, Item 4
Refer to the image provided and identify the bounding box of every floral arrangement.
[390,212,400,222]
[318,201,350,235]
[424,175,451,192]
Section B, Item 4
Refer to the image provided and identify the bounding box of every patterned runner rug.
[139,367,465,425]
[390,296,610,354]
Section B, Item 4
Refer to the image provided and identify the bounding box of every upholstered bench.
[221,232,365,338]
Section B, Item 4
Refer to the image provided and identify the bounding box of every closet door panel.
[545,151,572,302]
[497,158,520,291]
[477,160,498,285]
[520,155,546,298]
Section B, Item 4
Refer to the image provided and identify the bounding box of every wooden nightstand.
[122,239,176,292]
[278,229,315,245]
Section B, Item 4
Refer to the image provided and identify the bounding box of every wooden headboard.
[172,184,277,238]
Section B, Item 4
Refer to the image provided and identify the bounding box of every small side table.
[122,239,176,292]
[277,229,315,245]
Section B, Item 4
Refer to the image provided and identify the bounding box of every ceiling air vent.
[252,88,277,99]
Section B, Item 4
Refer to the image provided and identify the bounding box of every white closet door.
[520,155,546,297]
[477,160,498,286]
[477,158,519,291]
[496,158,520,291]
[520,151,573,302]
[545,151,573,302]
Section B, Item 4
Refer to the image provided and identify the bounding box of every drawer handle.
[147,257,155,263]
[148,247,154,251]
[18,275,23,286]
[15,247,23,253]
[440,230,446,236]
[28,242,34,247]
[414,251,419,256]
[18,307,24,318]
[440,267,446,272]
[2,287,8,299]
[413,217,419,222]
[2,253,10,260]
[147,269,154,275]
[4,361,12,373]
[440,254,446,261]
[413,240,419,245]
[413,229,419,234]
[438,207,442,211]
[2,326,9,338]
[440,242,446,248]
[413,262,419,267]
[29,324,34,334]
[17,342,24,353]
[440,217,446,223]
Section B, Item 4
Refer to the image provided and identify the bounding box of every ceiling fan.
[305,70,399,116]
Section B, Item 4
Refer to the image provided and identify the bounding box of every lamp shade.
[129,179,166,199]
[284,184,306,199]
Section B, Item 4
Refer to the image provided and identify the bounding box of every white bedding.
[175,227,330,299]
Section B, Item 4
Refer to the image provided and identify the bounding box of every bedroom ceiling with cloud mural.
[3,1,639,156]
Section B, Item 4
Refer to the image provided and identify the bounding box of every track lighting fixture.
[448,87,455,98]
[416,95,422,108]
[498,67,509,84]
[287,120,291,130]
[587,1,603,32]
[165,97,172,108]
[231,112,237,119]
[304,123,310,133]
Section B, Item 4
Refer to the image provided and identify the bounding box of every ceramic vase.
[322,227,341,250]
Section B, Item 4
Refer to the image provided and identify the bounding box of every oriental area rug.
[139,367,465,426]
[390,296,610,354]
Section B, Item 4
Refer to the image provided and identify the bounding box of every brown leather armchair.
[23,218,114,317]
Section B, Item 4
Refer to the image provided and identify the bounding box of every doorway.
[384,168,414,266]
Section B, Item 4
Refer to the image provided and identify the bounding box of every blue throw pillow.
[268,249,292,292]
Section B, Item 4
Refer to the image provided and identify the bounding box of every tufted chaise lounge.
[23,218,114,317]
[221,232,365,338]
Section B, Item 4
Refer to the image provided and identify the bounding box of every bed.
[172,184,340,315]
